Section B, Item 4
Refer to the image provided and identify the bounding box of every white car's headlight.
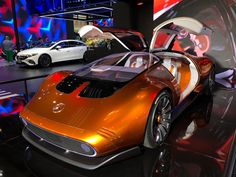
[26,53,38,57]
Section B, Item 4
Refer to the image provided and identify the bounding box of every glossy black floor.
[0,60,83,94]
[0,61,235,177]
[0,86,235,177]
[0,60,82,84]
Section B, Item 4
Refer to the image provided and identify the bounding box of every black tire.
[144,91,172,149]
[205,68,215,95]
[38,54,51,67]
[82,51,91,63]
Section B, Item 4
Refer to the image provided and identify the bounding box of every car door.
[76,42,87,59]
[150,17,213,102]
[49,42,71,62]
[67,41,87,60]
[150,17,212,57]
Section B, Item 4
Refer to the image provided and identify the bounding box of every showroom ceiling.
[39,0,116,21]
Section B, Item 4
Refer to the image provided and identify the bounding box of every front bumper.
[16,56,37,66]
[22,126,141,170]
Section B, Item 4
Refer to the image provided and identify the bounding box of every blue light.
[2,19,14,25]
[27,35,32,42]
[40,19,52,31]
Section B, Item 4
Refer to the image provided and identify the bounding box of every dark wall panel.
[113,2,133,29]
[113,1,153,44]
[133,2,153,44]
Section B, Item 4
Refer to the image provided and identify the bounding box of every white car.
[16,40,87,67]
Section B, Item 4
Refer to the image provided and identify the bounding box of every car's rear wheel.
[82,51,90,63]
[144,91,172,148]
[205,68,215,95]
[38,54,51,67]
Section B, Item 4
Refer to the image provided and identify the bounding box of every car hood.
[18,48,49,55]
[20,72,157,155]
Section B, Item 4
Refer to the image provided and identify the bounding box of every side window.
[146,64,173,80]
[153,29,176,50]
[124,55,150,68]
[77,42,86,46]
[68,41,86,47]
[57,42,68,48]
[68,41,77,47]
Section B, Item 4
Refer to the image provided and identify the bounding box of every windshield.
[75,52,160,82]
[35,41,56,48]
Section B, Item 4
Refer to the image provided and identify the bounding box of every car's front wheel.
[38,54,51,67]
[144,91,172,148]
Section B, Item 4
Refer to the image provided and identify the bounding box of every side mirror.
[55,45,62,50]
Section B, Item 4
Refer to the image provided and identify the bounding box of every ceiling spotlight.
[137,1,144,6]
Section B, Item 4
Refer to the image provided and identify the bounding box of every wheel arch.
[39,53,52,62]
[143,89,173,148]
[160,87,175,107]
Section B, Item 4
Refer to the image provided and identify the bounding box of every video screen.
[153,0,182,20]
[0,0,15,53]
[26,0,63,15]
[16,0,67,49]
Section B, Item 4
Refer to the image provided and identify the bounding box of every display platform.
[0,60,83,85]
[0,59,15,68]
[0,60,84,97]
[0,86,235,177]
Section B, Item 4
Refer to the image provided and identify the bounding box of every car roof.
[55,39,86,45]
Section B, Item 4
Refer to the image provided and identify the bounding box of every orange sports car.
[20,17,215,169]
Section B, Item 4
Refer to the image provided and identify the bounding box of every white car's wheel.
[38,54,51,67]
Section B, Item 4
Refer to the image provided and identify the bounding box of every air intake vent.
[56,75,83,94]
[79,81,125,98]
[97,127,120,141]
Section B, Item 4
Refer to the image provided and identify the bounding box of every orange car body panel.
[20,64,176,156]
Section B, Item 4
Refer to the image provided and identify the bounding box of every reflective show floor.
[0,86,235,177]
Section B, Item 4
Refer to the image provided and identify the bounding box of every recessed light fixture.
[137,2,144,6]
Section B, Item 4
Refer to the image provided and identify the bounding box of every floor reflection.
[0,86,235,177]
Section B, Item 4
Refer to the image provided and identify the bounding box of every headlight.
[80,143,96,156]
[26,53,38,57]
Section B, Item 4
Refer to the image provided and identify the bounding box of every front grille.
[17,56,28,60]
[24,120,96,157]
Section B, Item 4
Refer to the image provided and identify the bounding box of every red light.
[51,73,64,82]
[151,92,157,100]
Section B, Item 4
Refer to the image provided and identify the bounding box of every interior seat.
[162,58,182,84]
[159,53,199,102]
[124,56,147,69]
[162,57,191,93]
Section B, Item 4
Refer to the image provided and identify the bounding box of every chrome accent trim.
[21,117,97,157]
[22,128,141,170]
